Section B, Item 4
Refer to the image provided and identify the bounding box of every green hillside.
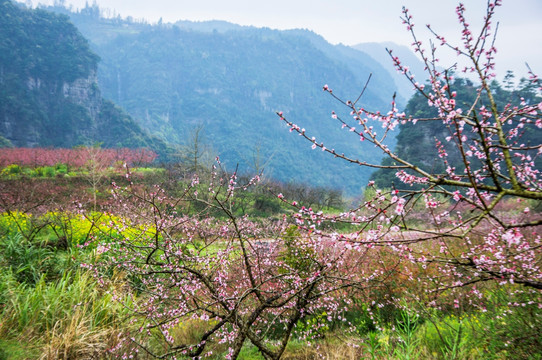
[0,1,168,155]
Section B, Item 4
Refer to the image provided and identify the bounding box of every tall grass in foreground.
[0,219,133,360]
[0,268,131,359]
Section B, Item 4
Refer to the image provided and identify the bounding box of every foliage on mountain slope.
[0,1,168,156]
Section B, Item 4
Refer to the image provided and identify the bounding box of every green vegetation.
[2,208,539,359]
[0,212,131,359]
[0,162,165,179]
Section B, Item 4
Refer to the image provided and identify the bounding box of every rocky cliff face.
[60,70,103,134]
[1,71,101,147]
[63,71,100,106]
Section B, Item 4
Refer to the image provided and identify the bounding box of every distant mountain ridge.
[174,20,247,33]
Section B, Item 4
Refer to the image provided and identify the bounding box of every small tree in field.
[175,123,216,179]
[278,0,541,295]
[83,145,111,211]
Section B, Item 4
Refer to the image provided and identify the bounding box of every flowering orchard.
[88,1,542,359]
[0,147,157,169]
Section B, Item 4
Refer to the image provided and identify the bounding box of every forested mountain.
[370,76,542,188]
[41,3,411,194]
[0,1,167,154]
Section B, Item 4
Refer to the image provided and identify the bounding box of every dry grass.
[39,307,122,360]
[280,337,367,360]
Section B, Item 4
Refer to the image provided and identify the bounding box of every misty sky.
[22,0,542,79]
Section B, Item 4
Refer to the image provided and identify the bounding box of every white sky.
[22,0,542,80]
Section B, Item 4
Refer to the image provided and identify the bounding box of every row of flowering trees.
[86,1,541,358]
[0,147,157,169]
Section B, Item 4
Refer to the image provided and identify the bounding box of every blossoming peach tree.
[278,0,541,303]
[89,0,541,358]
[89,163,389,359]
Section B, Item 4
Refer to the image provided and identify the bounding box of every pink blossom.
[452,191,462,202]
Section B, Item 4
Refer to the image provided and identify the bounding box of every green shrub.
[55,163,68,174]
[278,225,315,275]
[34,166,45,177]
[253,194,282,216]
[1,164,21,176]
[43,166,56,177]
[294,311,332,340]
[343,303,377,336]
